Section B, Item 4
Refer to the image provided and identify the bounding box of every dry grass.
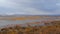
[0,21,60,34]
[0,16,41,20]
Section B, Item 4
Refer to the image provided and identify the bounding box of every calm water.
[0,19,41,27]
[0,18,60,27]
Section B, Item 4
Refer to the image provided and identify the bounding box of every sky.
[0,0,59,15]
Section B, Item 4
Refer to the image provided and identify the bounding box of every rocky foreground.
[0,21,60,34]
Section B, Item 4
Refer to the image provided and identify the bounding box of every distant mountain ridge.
[0,14,60,16]
[0,14,59,18]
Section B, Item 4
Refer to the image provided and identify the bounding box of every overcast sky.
[0,0,59,15]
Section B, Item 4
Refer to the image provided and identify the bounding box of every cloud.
[0,0,59,15]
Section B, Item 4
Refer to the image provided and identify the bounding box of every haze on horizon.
[0,0,59,15]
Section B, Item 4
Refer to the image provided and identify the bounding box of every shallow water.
[0,19,41,27]
[0,18,60,27]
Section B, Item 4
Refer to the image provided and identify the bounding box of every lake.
[0,18,60,27]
